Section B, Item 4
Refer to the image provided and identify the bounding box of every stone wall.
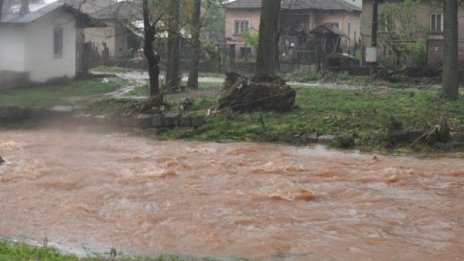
[0,106,205,133]
[119,112,205,131]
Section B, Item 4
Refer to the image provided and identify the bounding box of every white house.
[0,3,102,87]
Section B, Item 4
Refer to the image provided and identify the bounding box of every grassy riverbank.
[0,241,234,261]
[0,79,123,108]
[157,86,464,151]
[1,73,463,152]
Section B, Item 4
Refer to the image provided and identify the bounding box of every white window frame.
[234,20,250,35]
[430,13,443,32]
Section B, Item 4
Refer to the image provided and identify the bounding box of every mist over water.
[0,129,463,260]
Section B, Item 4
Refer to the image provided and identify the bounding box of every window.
[431,13,443,32]
[53,26,63,58]
[234,20,249,35]
[348,22,351,38]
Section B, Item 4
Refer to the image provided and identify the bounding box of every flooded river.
[0,129,463,260]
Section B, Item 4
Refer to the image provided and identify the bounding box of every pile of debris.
[122,96,170,115]
[387,118,464,149]
[216,72,296,113]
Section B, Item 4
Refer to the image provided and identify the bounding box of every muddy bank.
[0,129,463,260]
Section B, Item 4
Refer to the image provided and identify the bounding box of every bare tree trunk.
[218,0,295,113]
[165,0,180,92]
[442,0,459,100]
[254,0,281,80]
[142,0,161,97]
[187,0,201,90]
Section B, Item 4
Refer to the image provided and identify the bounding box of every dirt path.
[89,70,441,106]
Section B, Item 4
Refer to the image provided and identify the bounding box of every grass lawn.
[0,79,123,108]
[3,74,462,152]
[157,86,464,151]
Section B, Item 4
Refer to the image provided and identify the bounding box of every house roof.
[224,0,361,13]
[311,24,347,37]
[90,1,142,20]
[1,2,104,27]
[60,0,115,14]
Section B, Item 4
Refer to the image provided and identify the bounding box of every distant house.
[0,3,102,87]
[224,0,362,61]
[85,1,142,59]
[62,0,141,60]
[361,0,464,68]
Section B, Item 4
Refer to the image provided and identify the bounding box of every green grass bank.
[155,86,464,152]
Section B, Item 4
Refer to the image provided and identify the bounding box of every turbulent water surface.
[0,129,463,260]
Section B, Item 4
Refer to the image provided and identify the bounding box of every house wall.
[224,8,261,60]
[313,12,361,51]
[362,0,464,47]
[84,19,131,58]
[64,0,114,13]
[24,9,77,82]
[225,8,261,43]
[114,22,129,57]
[85,22,116,57]
[361,0,464,66]
[0,25,27,73]
[225,8,361,55]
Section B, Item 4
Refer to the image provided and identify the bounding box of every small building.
[85,1,142,59]
[224,0,362,61]
[361,0,464,68]
[61,0,116,14]
[0,3,102,87]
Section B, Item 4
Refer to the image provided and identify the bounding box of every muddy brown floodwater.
[0,129,463,260]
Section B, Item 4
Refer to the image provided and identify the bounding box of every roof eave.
[62,5,106,27]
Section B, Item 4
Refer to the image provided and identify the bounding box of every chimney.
[19,0,29,15]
